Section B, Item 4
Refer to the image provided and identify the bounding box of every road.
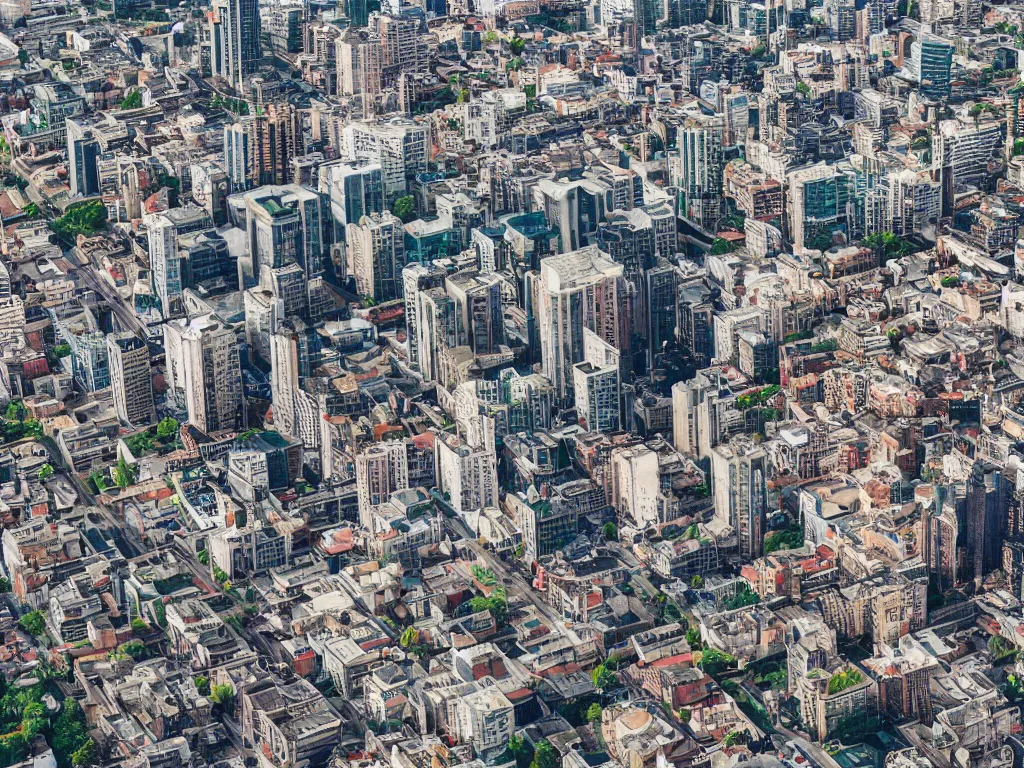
[769,719,844,768]
[64,247,151,340]
[452,522,569,630]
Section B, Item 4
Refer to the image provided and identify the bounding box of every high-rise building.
[534,177,612,253]
[67,330,109,393]
[67,119,100,198]
[224,104,298,190]
[965,460,1006,588]
[345,211,405,302]
[534,246,628,405]
[318,159,385,235]
[216,0,261,91]
[107,334,155,428]
[355,441,409,526]
[786,162,851,255]
[146,205,214,319]
[437,435,498,514]
[597,209,656,335]
[415,287,457,383]
[666,0,707,27]
[444,271,504,356]
[402,263,447,373]
[573,328,621,433]
[711,436,768,559]
[164,314,244,434]
[237,184,329,282]
[374,12,426,84]
[646,262,679,364]
[907,35,954,99]
[269,322,321,450]
[343,118,430,197]
[223,121,250,191]
[336,28,383,117]
[670,114,724,231]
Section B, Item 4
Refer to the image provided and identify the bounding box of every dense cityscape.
[0,0,1021,767]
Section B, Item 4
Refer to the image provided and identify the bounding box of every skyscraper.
[217,0,261,91]
[444,271,505,356]
[318,159,385,234]
[345,211,405,302]
[646,261,680,364]
[670,114,725,231]
[164,314,244,434]
[437,435,498,515]
[67,119,100,198]
[711,436,768,560]
[402,264,447,372]
[107,333,156,428]
[225,104,298,190]
[336,28,383,117]
[343,119,431,197]
[534,246,629,405]
[965,460,1006,588]
[786,162,851,255]
[909,36,954,99]
[355,441,409,526]
[573,328,621,433]
[146,206,214,319]
[238,184,329,282]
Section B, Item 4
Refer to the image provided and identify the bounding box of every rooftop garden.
[827,668,863,695]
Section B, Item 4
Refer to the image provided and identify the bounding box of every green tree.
[509,734,532,768]
[989,635,1015,659]
[5,401,25,421]
[70,739,95,768]
[391,195,416,223]
[469,592,509,625]
[509,36,526,55]
[156,417,179,440]
[698,648,736,675]
[690,574,704,589]
[38,463,54,481]
[195,675,210,696]
[119,90,143,109]
[723,730,748,747]
[210,683,235,713]
[118,640,146,660]
[130,618,148,633]
[686,627,701,647]
[197,549,209,565]
[530,740,558,768]
[125,433,154,456]
[400,626,420,648]
[52,200,107,241]
[111,457,137,488]
[723,584,760,610]
[586,703,602,723]
[591,663,618,690]
[0,577,10,593]
[710,237,734,255]
[677,708,691,723]
[827,668,863,694]
[602,522,618,540]
[53,343,71,358]
[17,49,27,65]
[18,610,46,636]
[51,698,90,768]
